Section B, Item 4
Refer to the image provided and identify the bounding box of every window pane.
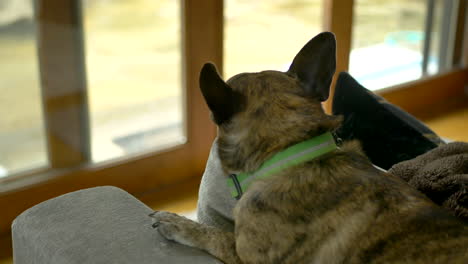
[0,1,48,177]
[224,0,323,78]
[349,0,428,90]
[83,0,184,162]
[426,0,443,75]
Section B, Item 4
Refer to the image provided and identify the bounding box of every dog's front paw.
[149,211,201,247]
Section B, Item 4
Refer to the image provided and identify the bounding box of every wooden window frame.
[1,0,467,258]
[323,0,467,116]
[0,0,220,257]
[38,0,91,168]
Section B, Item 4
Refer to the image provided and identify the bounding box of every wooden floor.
[423,107,468,142]
[1,106,467,264]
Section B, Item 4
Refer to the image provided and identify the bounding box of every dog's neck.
[217,110,342,175]
[227,132,338,199]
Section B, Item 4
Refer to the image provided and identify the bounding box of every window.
[224,0,323,78]
[0,1,47,177]
[83,0,185,162]
[0,0,187,180]
[349,0,461,90]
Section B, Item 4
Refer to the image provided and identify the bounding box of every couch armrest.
[12,186,221,264]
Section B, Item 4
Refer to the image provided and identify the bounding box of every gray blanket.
[389,142,468,222]
[197,138,236,232]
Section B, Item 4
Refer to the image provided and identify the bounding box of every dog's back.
[232,141,468,263]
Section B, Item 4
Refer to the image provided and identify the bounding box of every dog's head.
[200,32,341,173]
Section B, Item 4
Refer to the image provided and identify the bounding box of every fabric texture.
[12,186,221,264]
[332,72,445,170]
[389,142,468,222]
[197,139,237,232]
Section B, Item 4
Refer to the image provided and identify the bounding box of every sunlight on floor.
[425,107,468,142]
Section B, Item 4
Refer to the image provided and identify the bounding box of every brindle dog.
[150,32,468,263]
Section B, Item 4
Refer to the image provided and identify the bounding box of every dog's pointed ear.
[199,63,244,125]
[288,32,336,101]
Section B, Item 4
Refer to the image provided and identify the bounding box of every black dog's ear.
[199,63,244,125]
[288,32,336,101]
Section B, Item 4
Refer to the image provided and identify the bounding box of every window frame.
[37,0,91,168]
[323,0,467,114]
[0,0,220,256]
[1,0,467,258]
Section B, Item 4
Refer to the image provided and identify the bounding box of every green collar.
[227,132,338,199]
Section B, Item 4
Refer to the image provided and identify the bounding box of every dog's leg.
[150,211,242,264]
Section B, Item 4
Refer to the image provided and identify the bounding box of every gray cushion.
[197,139,236,232]
[12,186,221,264]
